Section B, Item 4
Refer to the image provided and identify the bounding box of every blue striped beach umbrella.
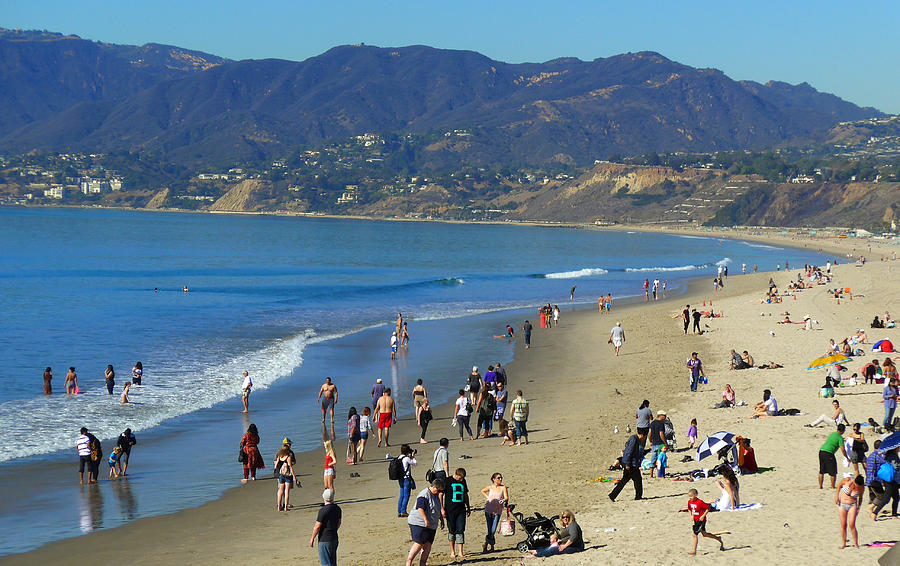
[878,431,900,453]
[694,431,736,461]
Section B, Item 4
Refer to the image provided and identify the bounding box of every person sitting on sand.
[758,361,783,369]
[854,329,869,344]
[750,389,777,418]
[729,349,747,370]
[807,399,850,428]
[714,384,736,408]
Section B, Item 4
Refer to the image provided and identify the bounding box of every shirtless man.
[375,388,397,447]
[317,377,338,423]
[401,322,410,347]
[395,312,403,338]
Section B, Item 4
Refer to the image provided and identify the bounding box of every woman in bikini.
[835,475,864,549]
[412,379,427,426]
[65,367,78,394]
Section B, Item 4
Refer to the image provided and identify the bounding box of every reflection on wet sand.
[78,485,103,533]
[110,478,137,521]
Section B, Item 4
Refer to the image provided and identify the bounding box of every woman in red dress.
[240,423,265,483]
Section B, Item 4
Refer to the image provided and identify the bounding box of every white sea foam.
[625,265,703,272]
[544,268,609,279]
[715,257,732,267]
[0,329,318,463]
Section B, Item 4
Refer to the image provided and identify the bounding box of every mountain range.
[0,29,884,167]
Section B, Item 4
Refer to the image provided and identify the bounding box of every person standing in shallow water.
[105,365,115,395]
[43,367,52,395]
[131,361,142,386]
[65,367,78,394]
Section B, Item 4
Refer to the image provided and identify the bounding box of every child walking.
[108,446,123,479]
[679,488,724,555]
[687,419,698,450]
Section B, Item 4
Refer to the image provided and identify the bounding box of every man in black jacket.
[609,433,644,501]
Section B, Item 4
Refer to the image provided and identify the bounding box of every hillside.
[0,28,228,135]
[0,40,882,167]
[483,162,900,229]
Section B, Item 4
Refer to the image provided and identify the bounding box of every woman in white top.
[357,407,373,461]
[806,399,850,427]
[454,388,475,441]
[711,465,740,510]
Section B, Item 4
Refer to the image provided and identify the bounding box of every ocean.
[0,206,831,555]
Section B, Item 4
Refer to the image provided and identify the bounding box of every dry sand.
[2,234,898,566]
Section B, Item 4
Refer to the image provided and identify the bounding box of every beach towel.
[719,503,762,512]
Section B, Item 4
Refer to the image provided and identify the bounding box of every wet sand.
[2,235,898,565]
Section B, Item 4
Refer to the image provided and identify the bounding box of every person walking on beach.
[648,411,667,469]
[681,305,691,335]
[692,308,702,334]
[76,427,99,484]
[391,331,399,360]
[679,488,725,554]
[605,293,612,313]
[523,320,532,349]
[609,322,625,356]
[105,364,115,395]
[454,389,475,442]
[43,367,52,395]
[375,388,397,447]
[467,367,482,408]
[371,378,385,410]
[240,423,264,483]
[398,444,417,517]
[65,367,78,394]
[687,352,704,392]
[476,385,496,438]
[406,479,445,566]
[419,398,433,444]
[495,381,508,423]
[274,442,297,511]
[481,472,509,553]
[309,488,341,566]
[553,305,560,327]
[635,400,653,442]
[609,433,644,501]
[836,475,864,549]
[412,379,428,426]
[883,377,898,431]
[323,439,336,491]
[116,428,137,476]
[818,424,849,489]
[511,390,529,445]
[240,371,252,413]
[432,438,450,483]
[401,322,410,348]
[494,362,507,387]
[358,407,373,461]
[442,467,470,560]
[318,377,338,424]
[347,407,360,464]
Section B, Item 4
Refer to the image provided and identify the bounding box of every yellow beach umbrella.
[806,353,852,371]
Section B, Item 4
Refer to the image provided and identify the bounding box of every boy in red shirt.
[679,489,724,555]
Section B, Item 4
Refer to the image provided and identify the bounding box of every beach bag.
[388,457,404,481]
[238,447,248,464]
[500,508,516,536]
[89,438,101,462]
[425,469,436,483]
[877,462,895,483]
[279,458,292,477]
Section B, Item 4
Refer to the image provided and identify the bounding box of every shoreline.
[2,224,892,563]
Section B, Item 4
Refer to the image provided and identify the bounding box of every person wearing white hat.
[310,489,341,566]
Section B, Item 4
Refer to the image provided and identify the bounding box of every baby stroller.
[510,504,562,553]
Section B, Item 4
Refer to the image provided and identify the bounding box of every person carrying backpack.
[395,444,417,517]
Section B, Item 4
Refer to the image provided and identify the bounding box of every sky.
[4,1,899,113]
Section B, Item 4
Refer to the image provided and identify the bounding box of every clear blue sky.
[4,0,898,113]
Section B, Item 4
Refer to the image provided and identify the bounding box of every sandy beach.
[2,233,898,566]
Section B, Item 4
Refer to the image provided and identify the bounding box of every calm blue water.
[0,207,832,555]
